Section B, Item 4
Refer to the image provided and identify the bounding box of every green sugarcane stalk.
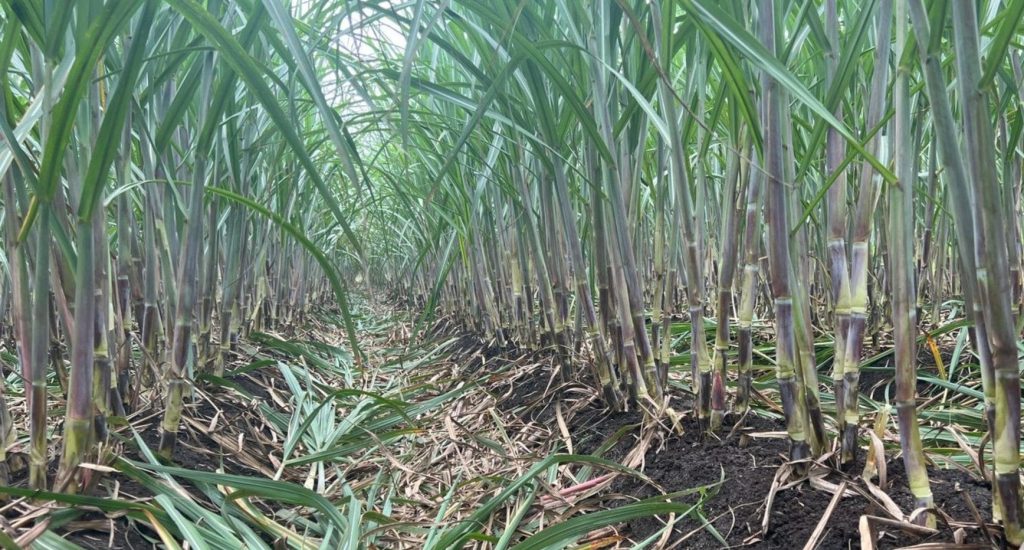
[216,206,245,377]
[890,1,933,524]
[60,211,97,489]
[823,1,852,433]
[4,171,38,487]
[760,0,810,464]
[521,208,538,348]
[469,211,500,341]
[651,139,668,385]
[29,208,52,490]
[736,151,763,414]
[473,136,508,346]
[551,157,623,409]
[0,179,26,487]
[790,257,826,454]
[540,170,570,342]
[511,153,562,358]
[159,152,207,459]
[917,146,937,317]
[508,226,527,345]
[590,154,634,401]
[659,213,680,384]
[711,133,745,429]
[783,103,826,455]
[1009,53,1024,321]
[652,0,709,415]
[486,191,512,342]
[16,52,60,492]
[140,152,164,387]
[652,140,678,393]
[950,2,1023,542]
[593,158,644,403]
[197,194,219,370]
[906,0,999,517]
[216,134,252,376]
[91,212,112,444]
[840,0,892,466]
[0,367,10,484]
[113,133,133,414]
[607,223,647,404]
[589,22,661,404]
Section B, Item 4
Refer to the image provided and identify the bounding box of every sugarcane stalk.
[216,137,251,375]
[1010,54,1024,322]
[651,139,668,385]
[2,172,31,486]
[113,139,133,415]
[950,2,1023,542]
[540,171,570,341]
[589,16,661,404]
[823,1,852,432]
[519,226,538,349]
[736,150,763,414]
[140,160,163,387]
[198,194,219,369]
[0,364,10,484]
[551,157,623,408]
[783,108,826,454]
[511,153,562,358]
[28,211,51,490]
[918,145,937,314]
[906,0,1000,519]
[791,265,826,452]
[711,134,745,429]
[608,227,647,404]
[839,0,892,466]
[591,154,633,402]
[0,87,25,491]
[508,225,527,344]
[159,151,206,459]
[659,216,680,384]
[91,212,112,444]
[652,0,710,415]
[760,0,810,464]
[60,211,97,488]
[891,2,933,522]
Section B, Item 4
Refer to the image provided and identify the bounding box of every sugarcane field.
[5,0,1024,548]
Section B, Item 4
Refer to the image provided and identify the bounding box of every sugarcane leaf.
[125,459,349,536]
[17,0,143,242]
[682,0,895,184]
[980,0,1024,88]
[434,454,656,549]
[164,0,365,266]
[1,0,44,48]
[260,0,364,195]
[77,0,157,221]
[205,185,363,360]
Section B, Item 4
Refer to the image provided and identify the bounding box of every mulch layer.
[1,312,1004,550]
[567,396,997,549]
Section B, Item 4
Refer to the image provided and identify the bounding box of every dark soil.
[229,372,272,401]
[446,324,577,427]
[856,346,960,401]
[134,421,221,473]
[569,401,644,459]
[567,404,995,549]
[494,363,564,420]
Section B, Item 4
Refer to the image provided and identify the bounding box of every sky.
[293,0,410,108]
